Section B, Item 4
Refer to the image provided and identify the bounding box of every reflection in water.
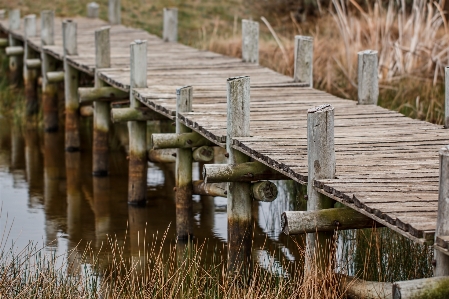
[0,117,303,277]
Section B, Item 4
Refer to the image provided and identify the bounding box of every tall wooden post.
[294,36,313,87]
[306,104,336,270]
[176,86,193,239]
[63,20,80,151]
[8,9,22,86]
[23,14,39,116]
[128,40,148,205]
[87,2,99,18]
[41,10,59,132]
[163,8,178,42]
[226,76,252,278]
[242,20,259,64]
[93,27,111,176]
[435,145,449,276]
[445,67,449,128]
[108,0,121,25]
[357,50,379,105]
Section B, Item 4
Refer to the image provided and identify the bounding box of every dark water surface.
[0,116,303,275]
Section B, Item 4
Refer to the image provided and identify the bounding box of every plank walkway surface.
[0,16,446,244]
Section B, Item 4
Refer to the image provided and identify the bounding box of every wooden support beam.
[5,46,23,56]
[193,180,226,197]
[9,9,20,30]
[251,181,278,202]
[93,26,111,176]
[63,20,80,152]
[128,40,148,205]
[26,59,41,69]
[41,10,58,132]
[175,86,193,239]
[281,208,380,235]
[0,9,5,20]
[87,2,99,18]
[111,107,166,122]
[46,71,65,83]
[79,86,128,103]
[294,35,313,86]
[242,19,259,64]
[192,145,214,162]
[338,275,392,299]
[306,104,336,271]
[358,50,379,105]
[8,9,22,86]
[226,76,252,279]
[393,276,449,299]
[152,131,212,149]
[445,67,449,128]
[435,145,449,276]
[203,161,288,183]
[163,8,178,42]
[108,0,121,25]
[23,14,39,117]
[0,38,8,47]
[148,149,176,163]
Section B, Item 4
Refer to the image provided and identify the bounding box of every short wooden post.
[306,104,336,270]
[435,145,449,276]
[63,20,80,151]
[242,20,259,64]
[226,76,252,278]
[87,2,99,18]
[163,8,178,42]
[41,10,59,132]
[108,0,121,25]
[294,36,313,87]
[23,14,39,116]
[93,27,111,176]
[128,40,148,205]
[357,50,379,105]
[175,86,193,239]
[445,67,449,128]
[8,9,22,86]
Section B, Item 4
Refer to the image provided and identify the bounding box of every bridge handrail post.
[226,76,252,282]
[357,50,379,105]
[242,19,259,64]
[435,145,449,276]
[175,86,194,239]
[23,14,39,116]
[92,26,111,176]
[41,10,59,132]
[108,0,121,25]
[163,8,178,42]
[63,20,80,151]
[8,9,22,86]
[128,40,148,205]
[87,2,100,19]
[306,104,336,271]
[294,35,313,87]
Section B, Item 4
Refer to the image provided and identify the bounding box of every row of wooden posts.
[1,2,449,297]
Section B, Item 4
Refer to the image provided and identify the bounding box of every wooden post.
[163,8,178,42]
[87,2,99,18]
[294,36,313,87]
[93,27,111,176]
[175,86,193,239]
[23,14,39,116]
[41,10,59,132]
[63,20,80,152]
[108,0,121,25]
[242,20,259,64]
[8,9,22,86]
[435,145,449,276]
[445,67,449,128]
[226,76,252,278]
[306,104,336,270]
[128,40,148,205]
[357,50,379,105]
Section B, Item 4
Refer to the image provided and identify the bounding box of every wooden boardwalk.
[0,15,446,246]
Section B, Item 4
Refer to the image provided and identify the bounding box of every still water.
[0,116,304,275]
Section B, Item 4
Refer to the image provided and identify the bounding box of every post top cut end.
[227,75,249,82]
[295,35,313,41]
[358,49,378,55]
[176,85,192,95]
[308,104,333,114]
[440,145,449,156]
